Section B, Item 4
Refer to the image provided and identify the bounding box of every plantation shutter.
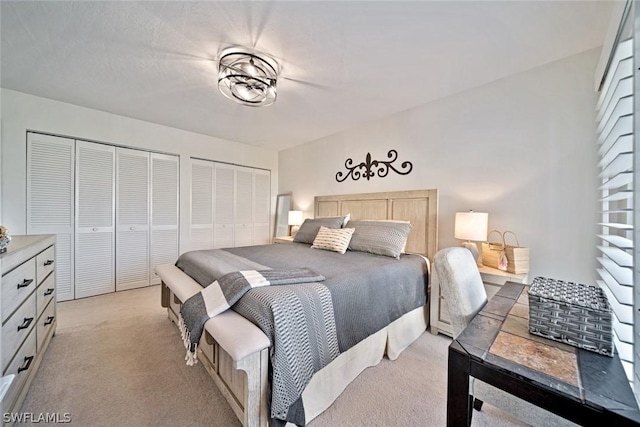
[596,36,634,381]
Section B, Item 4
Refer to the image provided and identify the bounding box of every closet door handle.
[44,260,54,266]
[44,288,54,296]
[17,317,34,331]
[17,356,34,373]
[17,279,33,289]
[44,316,55,326]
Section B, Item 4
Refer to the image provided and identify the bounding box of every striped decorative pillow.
[311,226,355,254]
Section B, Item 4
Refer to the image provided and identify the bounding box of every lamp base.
[461,241,482,267]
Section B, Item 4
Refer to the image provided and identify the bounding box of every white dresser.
[430,263,528,337]
[0,235,57,415]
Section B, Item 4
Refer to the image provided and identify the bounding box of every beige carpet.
[17,286,527,426]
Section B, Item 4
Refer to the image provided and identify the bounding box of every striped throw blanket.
[178,268,325,365]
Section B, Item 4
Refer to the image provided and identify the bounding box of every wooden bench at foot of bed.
[157,263,271,427]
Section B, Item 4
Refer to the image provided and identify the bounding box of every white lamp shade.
[288,210,303,226]
[454,211,488,242]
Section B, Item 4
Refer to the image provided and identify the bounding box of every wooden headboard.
[314,189,438,260]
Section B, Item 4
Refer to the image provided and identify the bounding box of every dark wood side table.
[447,282,640,427]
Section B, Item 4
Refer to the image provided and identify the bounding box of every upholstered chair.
[433,247,577,427]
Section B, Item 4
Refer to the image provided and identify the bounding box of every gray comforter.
[175,242,428,426]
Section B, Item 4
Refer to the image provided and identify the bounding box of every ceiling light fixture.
[217,47,279,107]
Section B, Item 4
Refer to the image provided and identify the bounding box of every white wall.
[1,89,279,254]
[279,48,600,285]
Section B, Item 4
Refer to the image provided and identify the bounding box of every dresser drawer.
[36,273,56,319]
[36,245,55,285]
[2,259,36,322]
[2,332,36,411]
[2,293,36,372]
[37,299,56,353]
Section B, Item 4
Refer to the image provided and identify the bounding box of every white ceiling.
[1,1,613,151]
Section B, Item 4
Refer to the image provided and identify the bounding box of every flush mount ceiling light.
[217,47,279,107]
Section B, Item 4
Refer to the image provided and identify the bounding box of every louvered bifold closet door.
[75,141,115,298]
[213,163,235,249]
[116,148,150,291]
[27,133,75,301]
[150,153,179,284]
[253,169,271,245]
[190,159,214,250]
[596,37,634,379]
[234,166,254,247]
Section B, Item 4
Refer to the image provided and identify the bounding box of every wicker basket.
[528,277,613,357]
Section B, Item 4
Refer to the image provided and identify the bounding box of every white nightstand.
[478,265,528,300]
[273,236,295,244]
[430,263,529,337]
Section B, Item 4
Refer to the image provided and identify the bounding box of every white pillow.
[311,226,355,254]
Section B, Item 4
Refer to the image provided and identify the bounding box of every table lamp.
[454,211,488,266]
[288,210,303,236]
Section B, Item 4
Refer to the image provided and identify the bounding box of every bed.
[156,189,438,426]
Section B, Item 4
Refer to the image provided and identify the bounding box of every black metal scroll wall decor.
[335,149,413,182]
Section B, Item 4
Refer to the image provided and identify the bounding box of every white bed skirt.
[300,304,428,424]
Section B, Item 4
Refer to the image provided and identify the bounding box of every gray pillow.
[348,220,412,258]
[293,217,345,244]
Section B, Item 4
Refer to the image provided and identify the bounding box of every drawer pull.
[17,317,34,331]
[44,260,54,266]
[44,288,54,296]
[17,279,34,289]
[17,356,34,374]
[44,316,55,326]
